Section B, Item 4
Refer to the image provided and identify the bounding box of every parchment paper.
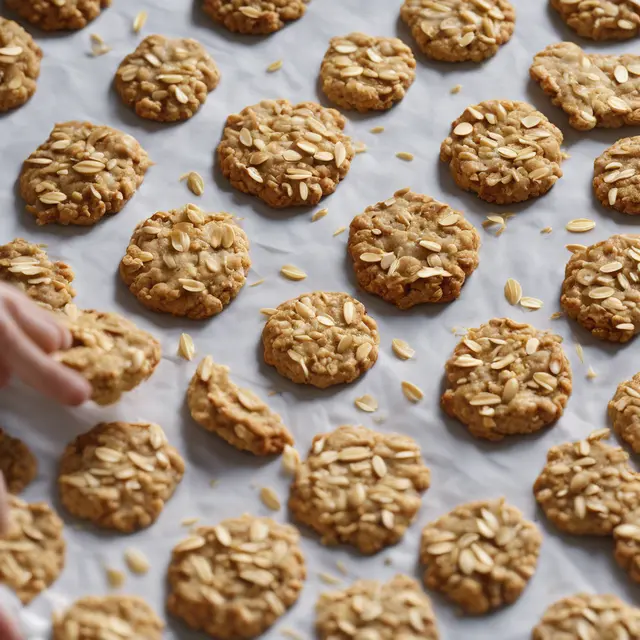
[1,0,639,637]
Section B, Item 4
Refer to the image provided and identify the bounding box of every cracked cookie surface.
[203,0,307,34]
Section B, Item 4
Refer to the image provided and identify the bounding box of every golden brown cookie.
[320,33,416,112]
[167,514,306,639]
[551,0,640,41]
[120,204,250,319]
[348,188,480,309]
[0,17,42,113]
[0,428,37,494]
[52,595,164,640]
[533,428,640,536]
[609,372,640,453]
[560,234,640,343]
[532,593,640,639]
[614,508,640,583]
[400,0,515,63]
[594,136,640,215]
[441,318,572,441]
[0,496,65,604]
[440,99,565,205]
[218,99,354,208]
[115,35,220,123]
[5,0,111,31]
[188,356,293,455]
[530,42,640,131]
[58,421,185,532]
[20,121,150,226]
[316,574,440,639]
[54,307,161,406]
[0,238,75,310]
[420,498,541,615]
[262,291,379,388]
[289,425,431,554]
[203,0,307,34]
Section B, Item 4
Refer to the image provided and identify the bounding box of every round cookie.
[594,136,640,215]
[420,498,541,615]
[0,428,37,494]
[115,35,220,123]
[316,574,440,639]
[551,0,640,41]
[202,0,307,35]
[348,188,480,309]
[440,99,565,205]
[4,0,111,31]
[188,356,293,455]
[167,514,306,639]
[289,425,431,554]
[55,307,161,406]
[58,421,185,532]
[400,0,516,63]
[533,428,640,536]
[614,508,640,583]
[320,33,416,112]
[20,121,150,226]
[560,234,640,343]
[0,496,65,604]
[262,291,379,388]
[0,17,42,113]
[52,595,164,640]
[532,593,640,639]
[120,204,250,319]
[608,372,640,453]
[441,318,572,441]
[218,99,354,208]
[0,238,75,310]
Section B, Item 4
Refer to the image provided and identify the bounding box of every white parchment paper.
[1,0,640,637]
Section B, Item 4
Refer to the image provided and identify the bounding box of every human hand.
[0,283,91,406]
[0,475,22,640]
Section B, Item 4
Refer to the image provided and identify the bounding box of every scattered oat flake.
[587,366,597,380]
[504,278,522,306]
[249,278,265,287]
[392,338,415,360]
[280,265,307,281]
[566,218,596,233]
[550,312,564,320]
[259,487,281,511]
[185,171,204,196]
[482,214,507,236]
[575,343,584,363]
[396,151,414,161]
[336,560,348,575]
[384,557,392,566]
[401,381,423,403]
[318,572,342,585]
[333,226,346,237]
[181,517,199,526]
[541,226,552,234]
[566,243,587,253]
[90,33,111,56]
[133,10,147,33]
[178,333,195,361]
[450,84,462,94]
[260,307,277,316]
[355,142,367,153]
[370,126,384,133]
[267,59,283,72]
[355,394,378,413]
[105,567,125,589]
[520,297,543,311]
[124,548,149,575]
[281,445,300,475]
[281,629,304,640]
[311,208,328,222]
[209,479,218,488]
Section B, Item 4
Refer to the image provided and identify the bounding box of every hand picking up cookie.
[530,42,640,130]
[550,0,640,41]
[5,0,111,31]
[188,356,293,455]
[202,0,307,35]
[348,188,480,308]
[54,307,161,405]
[440,100,565,204]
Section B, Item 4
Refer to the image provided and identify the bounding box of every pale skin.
[0,282,91,638]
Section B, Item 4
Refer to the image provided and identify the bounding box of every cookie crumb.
[370,126,384,133]
[450,84,462,94]
[541,226,552,234]
[133,11,147,33]
[267,60,283,72]
[259,486,281,511]
[124,548,150,575]
[105,567,125,589]
[396,151,414,161]
[587,366,597,379]
[312,208,328,222]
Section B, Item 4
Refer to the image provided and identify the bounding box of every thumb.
[0,610,22,640]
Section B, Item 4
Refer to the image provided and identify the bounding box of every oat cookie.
[115,35,220,123]
[609,372,640,452]
[348,188,480,309]
[532,593,640,639]
[289,425,431,554]
[441,318,572,441]
[55,308,161,406]
[400,0,515,63]
[316,574,440,639]
[560,234,640,343]
[58,421,184,532]
[0,496,65,604]
[533,428,640,536]
[20,121,150,226]
[0,428,37,494]
[614,508,640,583]
[262,291,379,388]
[551,0,640,41]
[218,99,354,208]
[320,33,416,112]
[167,514,305,639]
[420,498,540,615]
[188,356,293,455]
[203,0,307,35]
[5,0,110,31]
[120,204,250,319]
[594,136,640,215]
[530,42,640,131]
[0,18,42,113]
[0,238,75,310]
[440,100,564,205]
[52,595,164,640]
